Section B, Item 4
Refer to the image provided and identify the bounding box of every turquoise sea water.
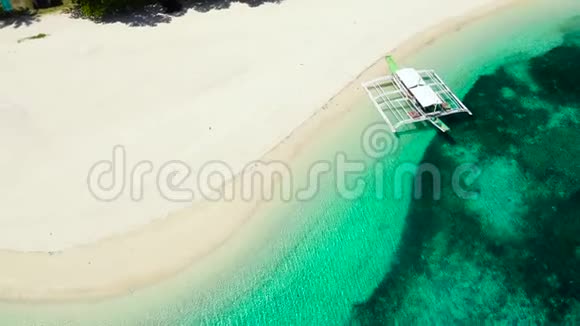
[352,3,580,324]
[2,1,579,324]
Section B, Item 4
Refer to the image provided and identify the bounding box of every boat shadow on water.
[351,31,580,324]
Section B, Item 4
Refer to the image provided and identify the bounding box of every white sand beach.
[0,0,513,301]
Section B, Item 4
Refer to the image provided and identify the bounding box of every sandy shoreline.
[0,0,519,301]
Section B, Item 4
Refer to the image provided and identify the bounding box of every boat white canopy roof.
[362,68,473,132]
[410,85,443,108]
[395,68,425,88]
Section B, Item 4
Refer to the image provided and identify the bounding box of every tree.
[72,0,162,19]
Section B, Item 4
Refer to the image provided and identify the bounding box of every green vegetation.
[72,0,148,19]
[17,33,49,43]
[0,0,70,22]
[0,0,159,20]
[37,0,73,15]
[0,6,37,20]
[71,0,182,19]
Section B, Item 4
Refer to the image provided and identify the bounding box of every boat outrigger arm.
[362,56,472,133]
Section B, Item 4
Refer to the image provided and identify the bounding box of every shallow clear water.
[2,1,579,324]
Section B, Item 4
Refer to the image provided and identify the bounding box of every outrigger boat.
[362,56,472,133]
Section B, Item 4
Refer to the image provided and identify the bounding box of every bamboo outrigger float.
[362,56,472,133]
